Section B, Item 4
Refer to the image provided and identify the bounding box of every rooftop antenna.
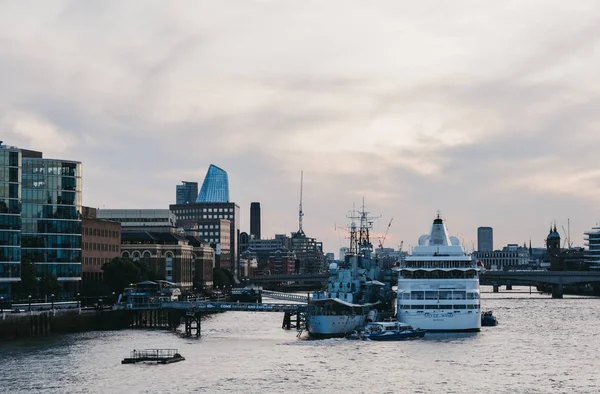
[298,170,304,235]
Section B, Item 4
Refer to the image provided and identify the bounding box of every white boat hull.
[307,315,366,337]
[398,310,481,332]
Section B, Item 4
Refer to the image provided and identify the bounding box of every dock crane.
[378,218,393,249]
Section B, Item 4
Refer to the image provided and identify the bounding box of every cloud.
[1,0,600,252]
[0,110,77,156]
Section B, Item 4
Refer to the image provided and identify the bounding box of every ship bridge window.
[453,305,467,310]
[425,305,437,310]
[452,291,466,300]
[466,292,479,300]
[411,305,424,310]
[402,293,410,300]
[439,291,452,300]
[411,291,424,300]
[425,291,438,300]
[439,305,452,310]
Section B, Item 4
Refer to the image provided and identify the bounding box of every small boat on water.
[347,321,426,341]
[121,349,185,364]
[481,311,498,326]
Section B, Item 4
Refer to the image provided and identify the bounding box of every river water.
[0,286,598,394]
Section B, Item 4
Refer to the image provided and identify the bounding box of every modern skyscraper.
[196,165,229,203]
[477,227,494,252]
[250,202,261,240]
[176,181,198,205]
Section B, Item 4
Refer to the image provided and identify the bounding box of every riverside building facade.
[584,227,600,270]
[81,207,121,284]
[0,142,82,298]
[0,144,21,299]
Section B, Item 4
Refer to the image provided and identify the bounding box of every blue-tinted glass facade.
[196,165,229,203]
[176,181,199,204]
[0,148,22,298]
[21,159,82,282]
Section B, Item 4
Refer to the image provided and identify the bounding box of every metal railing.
[261,290,310,303]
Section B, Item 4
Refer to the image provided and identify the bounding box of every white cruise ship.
[396,215,482,332]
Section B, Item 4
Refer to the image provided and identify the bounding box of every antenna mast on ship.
[348,203,358,255]
[298,171,305,236]
[346,199,380,255]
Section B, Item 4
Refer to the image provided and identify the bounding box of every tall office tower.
[250,202,261,240]
[171,164,240,276]
[197,165,229,203]
[176,181,199,205]
[477,227,494,252]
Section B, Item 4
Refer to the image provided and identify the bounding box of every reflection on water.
[0,286,598,394]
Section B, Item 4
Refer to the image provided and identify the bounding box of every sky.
[2,0,600,256]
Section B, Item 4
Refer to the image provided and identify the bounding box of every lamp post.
[51,293,55,311]
[28,294,32,312]
[0,296,4,318]
[112,292,116,305]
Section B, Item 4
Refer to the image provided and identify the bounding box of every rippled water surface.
[1,286,598,394]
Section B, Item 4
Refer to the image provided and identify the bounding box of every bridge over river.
[245,271,600,298]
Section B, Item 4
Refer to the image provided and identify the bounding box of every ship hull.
[307,314,366,338]
[397,310,481,332]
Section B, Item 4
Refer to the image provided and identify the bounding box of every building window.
[165,252,173,281]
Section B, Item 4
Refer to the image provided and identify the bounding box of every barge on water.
[121,349,185,364]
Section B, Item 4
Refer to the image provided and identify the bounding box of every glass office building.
[196,165,229,203]
[0,146,22,298]
[176,181,199,205]
[21,158,82,295]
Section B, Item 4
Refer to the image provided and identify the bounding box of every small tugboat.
[121,349,185,364]
[481,311,498,326]
[347,321,426,341]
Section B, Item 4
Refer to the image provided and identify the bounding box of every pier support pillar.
[552,283,563,299]
[282,312,291,330]
[506,281,512,291]
[493,284,499,293]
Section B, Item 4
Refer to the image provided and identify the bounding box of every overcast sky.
[2,1,600,255]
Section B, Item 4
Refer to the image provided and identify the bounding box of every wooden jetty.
[121,349,185,364]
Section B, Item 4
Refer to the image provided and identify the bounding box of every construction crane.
[378,218,393,249]
[561,222,573,249]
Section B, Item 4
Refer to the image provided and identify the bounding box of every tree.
[222,269,235,287]
[16,253,38,298]
[38,272,61,298]
[212,268,230,289]
[102,257,144,293]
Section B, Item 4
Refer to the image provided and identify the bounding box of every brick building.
[81,207,121,285]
